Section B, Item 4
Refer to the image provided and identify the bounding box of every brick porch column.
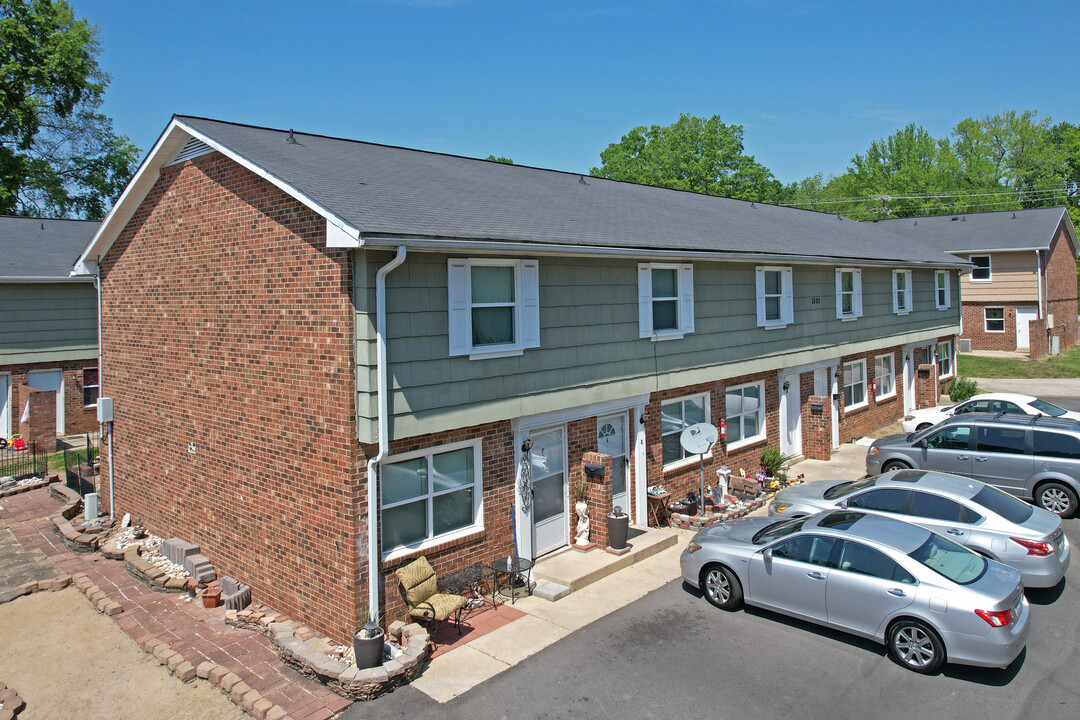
[916,364,938,409]
[802,396,831,461]
[19,386,57,453]
[582,451,614,548]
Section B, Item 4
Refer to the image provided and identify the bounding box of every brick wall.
[802,394,831,461]
[960,302,1029,351]
[835,347,906,444]
[97,152,364,644]
[1,360,99,439]
[580,451,614,548]
[1028,317,1049,359]
[1044,223,1078,350]
[18,386,56,452]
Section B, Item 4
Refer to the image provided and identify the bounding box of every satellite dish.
[680,423,718,455]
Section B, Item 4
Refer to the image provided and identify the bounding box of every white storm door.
[1016,308,1037,349]
[529,426,568,558]
[598,413,629,514]
[781,374,802,457]
[26,369,64,435]
[903,350,916,414]
[0,373,10,439]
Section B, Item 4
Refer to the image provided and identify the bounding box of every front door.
[781,374,802,457]
[598,413,629,514]
[27,369,64,435]
[1016,308,1037,349]
[529,426,568,558]
[0,373,10,439]
[903,350,915,414]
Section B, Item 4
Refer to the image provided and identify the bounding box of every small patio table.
[490,556,533,604]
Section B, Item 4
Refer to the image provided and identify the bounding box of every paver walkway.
[0,488,352,720]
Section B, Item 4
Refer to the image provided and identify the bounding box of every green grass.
[957,344,1080,379]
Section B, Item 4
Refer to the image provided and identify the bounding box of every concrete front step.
[531,526,679,596]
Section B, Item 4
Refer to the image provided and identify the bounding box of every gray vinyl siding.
[354,252,960,442]
[0,282,97,364]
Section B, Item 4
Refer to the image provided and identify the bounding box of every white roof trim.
[0,276,94,283]
[75,117,361,271]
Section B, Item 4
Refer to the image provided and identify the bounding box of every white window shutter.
[781,267,794,325]
[892,271,900,313]
[447,259,471,356]
[680,264,694,334]
[854,269,863,317]
[755,267,766,327]
[944,272,951,308]
[905,272,913,312]
[520,260,540,348]
[638,264,653,337]
[835,269,843,319]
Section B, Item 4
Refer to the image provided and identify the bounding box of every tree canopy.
[485,154,513,164]
[590,113,785,203]
[0,0,138,218]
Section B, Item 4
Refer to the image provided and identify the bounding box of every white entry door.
[597,413,629,514]
[529,426,568,558]
[781,374,802,457]
[903,350,916,414]
[0,373,10,439]
[27,369,64,435]
[1016,308,1037,349]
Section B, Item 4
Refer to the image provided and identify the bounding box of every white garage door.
[27,369,64,435]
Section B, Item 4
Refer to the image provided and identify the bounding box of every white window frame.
[725,380,768,451]
[985,306,1005,333]
[935,270,951,310]
[661,392,711,469]
[835,268,863,321]
[892,270,913,315]
[82,367,99,407]
[843,359,868,410]
[379,438,485,562]
[937,340,953,379]
[638,263,694,340]
[970,255,992,282]
[448,258,540,360]
[874,354,896,400]
[756,266,794,329]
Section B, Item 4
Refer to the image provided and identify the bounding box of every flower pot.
[201,588,221,608]
[354,621,386,670]
[606,510,629,550]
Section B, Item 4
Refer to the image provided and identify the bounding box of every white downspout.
[1035,250,1044,319]
[94,270,114,518]
[366,246,407,622]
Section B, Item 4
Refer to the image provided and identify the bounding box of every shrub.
[949,376,979,402]
[759,446,794,479]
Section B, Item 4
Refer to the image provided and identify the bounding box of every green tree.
[0,0,138,218]
[485,154,513,164]
[590,113,785,202]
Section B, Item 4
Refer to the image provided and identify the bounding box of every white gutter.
[1036,250,1044,319]
[94,272,113,517]
[0,276,95,283]
[366,245,407,622]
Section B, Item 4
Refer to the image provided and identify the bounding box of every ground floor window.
[937,340,953,379]
[985,307,1005,333]
[661,393,709,465]
[725,381,766,450]
[843,359,867,409]
[874,354,896,399]
[380,439,483,555]
[82,368,99,406]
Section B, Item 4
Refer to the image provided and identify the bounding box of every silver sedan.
[768,469,1069,588]
[680,510,1030,673]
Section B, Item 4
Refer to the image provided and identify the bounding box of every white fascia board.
[71,258,98,277]
[0,276,94,283]
[75,119,361,271]
[946,246,1048,254]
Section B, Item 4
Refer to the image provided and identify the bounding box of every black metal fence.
[0,440,47,485]
[63,434,99,497]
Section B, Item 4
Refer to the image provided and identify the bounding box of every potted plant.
[759,447,793,486]
[353,615,385,670]
[606,505,630,550]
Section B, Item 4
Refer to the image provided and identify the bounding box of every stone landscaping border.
[227,610,430,702]
[667,495,769,531]
[11,574,73,600]
[0,680,27,720]
[122,544,191,593]
[0,473,58,499]
[47,485,101,553]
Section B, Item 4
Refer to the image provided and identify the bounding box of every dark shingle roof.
[0,216,100,278]
[174,116,963,267]
[869,207,1073,253]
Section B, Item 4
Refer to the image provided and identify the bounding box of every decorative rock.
[196,661,216,679]
[220,672,243,693]
[252,698,274,720]
[241,688,262,712]
[208,665,230,687]
[174,661,197,682]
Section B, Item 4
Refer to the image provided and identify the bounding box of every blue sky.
[73,0,1080,185]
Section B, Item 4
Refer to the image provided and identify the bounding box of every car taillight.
[1010,537,1054,556]
[975,608,1015,628]
[904,415,916,421]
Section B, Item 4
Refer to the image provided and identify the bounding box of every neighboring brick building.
[75,116,962,642]
[1,217,101,450]
[874,208,1079,356]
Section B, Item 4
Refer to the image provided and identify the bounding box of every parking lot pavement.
[973,377,1080,399]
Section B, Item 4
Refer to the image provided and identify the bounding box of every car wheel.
[916,423,932,432]
[701,564,743,610]
[1035,482,1078,518]
[888,619,945,674]
[882,460,911,472]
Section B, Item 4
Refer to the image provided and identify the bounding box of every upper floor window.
[835,268,863,320]
[935,270,951,310]
[970,255,991,282]
[638,263,694,340]
[892,270,913,315]
[756,266,793,328]
[448,258,539,359]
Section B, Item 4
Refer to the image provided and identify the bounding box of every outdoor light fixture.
[521,438,533,453]
[782,380,790,391]
[640,410,651,425]
[835,368,842,378]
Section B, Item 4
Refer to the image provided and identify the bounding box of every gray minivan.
[867,413,1080,517]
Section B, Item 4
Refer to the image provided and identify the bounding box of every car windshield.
[969,485,1034,524]
[909,534,987,585]
[752,517,807,545]
[823,476,878,500]
[1030,399,1068,417]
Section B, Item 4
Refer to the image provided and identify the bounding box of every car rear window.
[969,485,1034,523]
[909,534,986,585]
[1030,399,1068,417]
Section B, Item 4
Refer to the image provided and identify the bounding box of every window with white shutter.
[447,258,540,359]
[892,270,913,315]
[756,266,793,328]
[835,268,863,320]
[638,263,694,340]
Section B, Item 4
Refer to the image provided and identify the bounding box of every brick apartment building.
[75,116,963,643]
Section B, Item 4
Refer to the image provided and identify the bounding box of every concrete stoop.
[530,526,679,600]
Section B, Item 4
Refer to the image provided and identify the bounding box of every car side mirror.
[918,439,928,449]
[837,499,849,508]
[762,547,773,563]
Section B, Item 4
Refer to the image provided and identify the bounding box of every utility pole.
[873,194,892,219]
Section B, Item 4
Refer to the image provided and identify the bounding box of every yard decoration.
[572,479,590,545]
[353,618,386,670]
